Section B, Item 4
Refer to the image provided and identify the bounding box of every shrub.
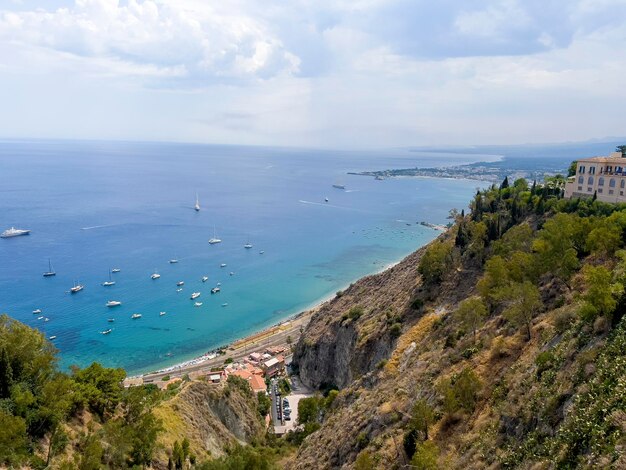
[348,306,365,321]
[356,432,369,449]
[411,441,439,470]
[389,323,402,338]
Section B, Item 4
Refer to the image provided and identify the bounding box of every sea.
[0,140,495,375]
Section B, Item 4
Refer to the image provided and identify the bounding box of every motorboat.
[194,302,202,307]
[151,270,160,280]
[177,281,184,286]
[191,292,201,300]
[101,329,112,335]
[131,313,142,319]
[221,303,228,307]
[111,268,121,273]
[1,227,30,238]
[229,272,234,276]
[220,263,227,268]
[107,318,115,322]
[211,287,220,294]
[169,258,179,264]
[201,276,209,282]
[160,311,166,316]
[32,309,42,314]
[106,300,122,307]
[176,288,183,292]
[49,336,57,340]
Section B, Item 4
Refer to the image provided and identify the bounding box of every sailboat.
[102,270,115,286]
[43,259,56,277]
[244,237,253,249]
[208,226,222,244]
[194,193,200,212]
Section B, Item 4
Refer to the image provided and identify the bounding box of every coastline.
[132,247,416,383]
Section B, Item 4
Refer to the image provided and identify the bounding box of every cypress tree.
[500,176,509,190]
[530,180,537,195]
[0,347,13,398]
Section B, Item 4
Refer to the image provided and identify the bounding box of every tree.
[616,145,626,157]
[586,224,621,257]
[173,440,184,470]
[298,396,321,425]
[580,265,623,321]
[354,450,375,470]
[418,240,454,284]
[0,411,28,465]
[403,399,435,459]
[410,441,439,470]
[532,213,581,283]
[257,391,271,417]
[500,176,509,190]
[0,347,12,399]
[455,297,487,342]
[568,161,578,177]
[503,281,542,340]
[513,178,529,191]
[467,221,488,262]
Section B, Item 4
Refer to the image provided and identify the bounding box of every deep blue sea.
[0,140,490,374]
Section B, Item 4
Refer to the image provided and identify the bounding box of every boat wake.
[298,200,368,213]
[81,224,118,231]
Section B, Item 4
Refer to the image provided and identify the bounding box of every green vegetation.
[0,314,163,468]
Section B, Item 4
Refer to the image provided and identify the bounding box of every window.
[599,177,605,186]
[588,176,594,185]
[599,188,603,193]
[578,186,583,191]
[610,179,616,188]
[579,165,586,174]
[588,187,593,192]
[578,176,584,184]
[621,180,625,189]
[590,167,596,175]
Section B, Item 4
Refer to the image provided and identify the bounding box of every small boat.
[102,269,115,286]
[131,313,142,319]
[176,288,183,292]
[33,309,42,314]
[1,227,30,238]
[194,302,203,307]
[37,316,43,320]
[325,197,329,202]
[208,226,222,244]
[106,300,122,307]
[111,268,121,273]
[221,303,228,307]
[177,281,184,286]
[194,192,200,212]
[107,318,115,322]
[169,258,179,264]
[101,329,112,335]
[201,276,209,282]
[43,259,56,277]
[216,282,221,286]
[49,335,57,340]
[159,311,166,316]
[191,292,201,300]
[70,283,84,294]
[151,270,160,280]
[220,263,227,268]
[332,184,346,190]
[211,287,220,294]
[44,317,49,322]
[229,272,234,276]
[259,251,265,254]
[244,238,253,249]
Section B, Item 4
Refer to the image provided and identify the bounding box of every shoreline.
[132,254,412,382]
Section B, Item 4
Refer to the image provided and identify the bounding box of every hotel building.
[564,152,626,203]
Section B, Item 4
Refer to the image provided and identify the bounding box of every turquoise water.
[0,140,485,374]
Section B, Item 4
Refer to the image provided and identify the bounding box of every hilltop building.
[564,152,626,203]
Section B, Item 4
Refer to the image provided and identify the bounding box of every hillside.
[289,179,626,469]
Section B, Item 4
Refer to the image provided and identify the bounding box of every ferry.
[1,227,30,238]
[106,300,122,307]
[131,313,142,319]
[190,292,201,300]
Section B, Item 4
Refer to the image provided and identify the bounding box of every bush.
[411,441,439,470]
[348,306,364,321]
[356,432,369,449]
[389,322,402,337]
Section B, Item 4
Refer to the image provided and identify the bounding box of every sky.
[0,0,625,148]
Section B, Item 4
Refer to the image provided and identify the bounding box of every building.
[261,355,285,377]
[564,152,626,203]
[249,374,267,394]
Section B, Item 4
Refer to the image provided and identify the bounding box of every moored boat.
[106,300,122,307]
[43,259,56,277]
[70,283,84,294]
[32,309,42,314]
[211,287,220,294]
[131,313,142,319]
[101,329,112,335]
[190,292,201,300]
[201,276,209,282]
[1,227,30,238]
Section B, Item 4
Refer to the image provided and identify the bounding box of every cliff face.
[293,245,432,390]
[154,380,264,462]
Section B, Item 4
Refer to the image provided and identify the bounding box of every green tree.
[403,398,435,459]
[410,441,439,470]
[298,396,321,425]
[580,265,623,321]
[418,240,454,284]
[173,440,184,470]
[503,281,542,340]
[72,362,126,417]
[586,224,621,257]
[467,221,488,262]
[500,176,509,190]
[76,432,103,470]
[454,368,482,412]
[257,391,271,417]
[0,347,12,399]
[567,161,578,177]
[454,297,487,342]
[532,213,581,283]
[616,145,626,157]
[354,450,375,470]
[0,410,28,465]
[492,223,533,258]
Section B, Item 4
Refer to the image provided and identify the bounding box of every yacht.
[32,309,42,314]
[176,280,184,286]
[220,263,227,268]
[194,193,200,212]
[101,329,112,335]
[211,287,220,294]
[190,292,201,300]
[70,283,84,294]
[102,270,115,286]
[111,268,121,273]
[244,242,253,249]
[131,313,142,319]
[37,316,44,320]
[169,258,179,264]
[151,270,161,280]
[49,335,57,340]
[194,302,203,307]
[43,259,56,277]
[159,311,166,316]
[1,227,30,238]
[208,226,222,244]
[106,300,122,307]
[201,276,209,283]
[229,272,234,276]
[44,318,49,322]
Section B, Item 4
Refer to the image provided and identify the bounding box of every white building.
[564,152,626,203]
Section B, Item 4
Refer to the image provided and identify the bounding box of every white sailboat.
[102,269,115,286]
[43,259,56,277]
[194,193,200,212]
[208,226,222,244]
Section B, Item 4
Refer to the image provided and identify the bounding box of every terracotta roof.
[249,374,266,393]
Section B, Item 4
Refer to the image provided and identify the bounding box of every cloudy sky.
[1,0,625,148]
